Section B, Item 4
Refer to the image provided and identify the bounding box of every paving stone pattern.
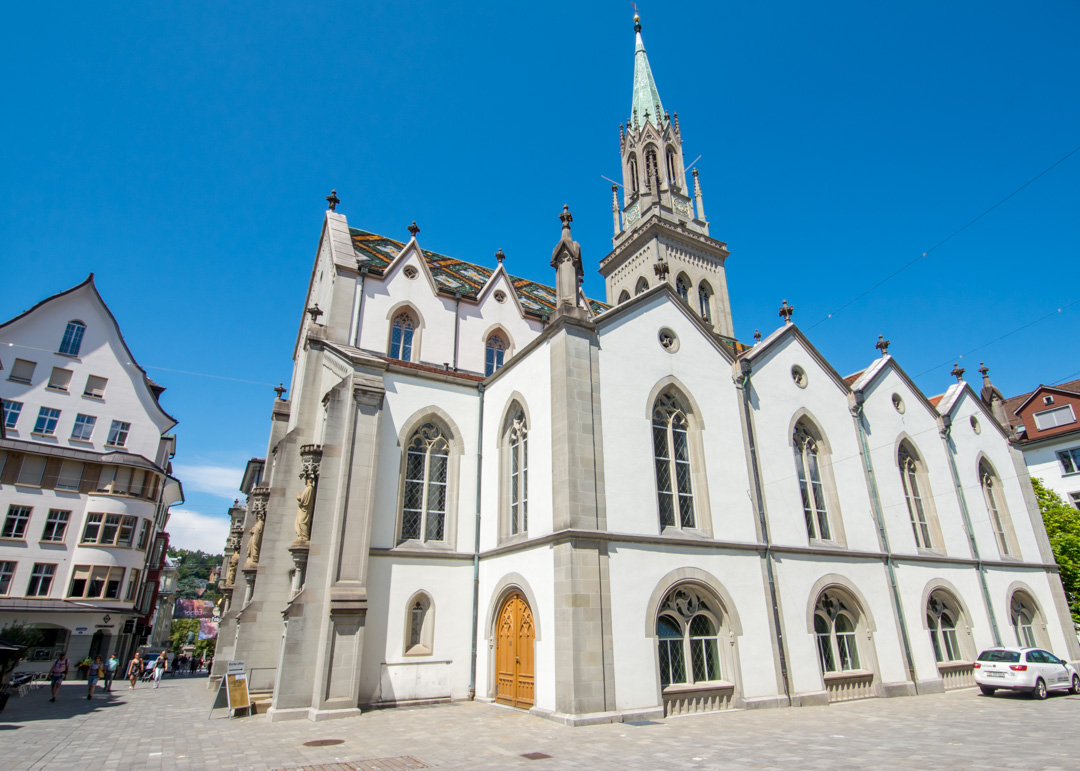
[1,676,1079,770]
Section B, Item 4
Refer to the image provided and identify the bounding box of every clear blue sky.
[2,1,1078,551]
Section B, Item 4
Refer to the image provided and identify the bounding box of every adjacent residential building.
[0,276,184,670]
[215,15,1079,723]
[1002,377,1080,510]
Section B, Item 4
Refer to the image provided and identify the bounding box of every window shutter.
[10,359,35,383]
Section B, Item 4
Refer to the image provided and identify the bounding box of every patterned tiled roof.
[350,229,609,318]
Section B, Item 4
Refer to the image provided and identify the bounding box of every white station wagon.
[974,647,1079,699]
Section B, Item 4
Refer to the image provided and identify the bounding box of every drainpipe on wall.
[453,293,462,370]
[849,393,918,689]
[467,383,485,700]
[734,358,791,704]
[939,417,1002,646]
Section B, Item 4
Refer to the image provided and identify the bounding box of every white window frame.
[71,413,97,441]
[41,509,70,542]
[26,563,55,597]
[33,407,61,436]
[1057,448,1080,475]
[106,420,130,447]
[2,505,32,539]
[1033,404,1076,431]
[2,400,22,429]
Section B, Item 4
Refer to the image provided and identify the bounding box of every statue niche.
[293,445,322,546]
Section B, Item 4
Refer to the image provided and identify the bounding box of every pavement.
[1,675,1079,770]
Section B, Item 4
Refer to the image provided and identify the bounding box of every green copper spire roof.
[631,15,664,128]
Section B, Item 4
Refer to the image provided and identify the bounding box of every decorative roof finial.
[274,383,287,400]
[495,248,505,265]
[326,189,339,211]
[978,361,990,379]
[779,299,794,325]
[306,304,324,324]
[875,334,890,357]
[634,10,641,33]
[951,362,966,383]
[754,329,762,344]
[408,221,420,238]
[559,204,573,231]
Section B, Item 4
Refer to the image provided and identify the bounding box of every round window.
[494,290,507,304]
[658,328,679,353]
[892,394,905,414]
[403,266,418,280]
[791,365,807,388]
[971,415,981,434]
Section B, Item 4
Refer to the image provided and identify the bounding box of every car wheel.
[1071,675,1080,695]
[1032,678,1048,700]
[979,686,996,696]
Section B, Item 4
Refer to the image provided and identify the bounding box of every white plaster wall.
[891,561,994,682]
[1023,440,1080,507]
[479,346,553,549]
[984,567,1074,656]
[749,336,877,551]
[596,296,756,541]
[0,283,174,461]
[858,367,971,558]
[457,269,543,376]
[606,546,777,709]
[476,547,555,711]
[369,373,481,553]
[775,555,908,693]
[946,391,1042,562]
[359,555,475,704]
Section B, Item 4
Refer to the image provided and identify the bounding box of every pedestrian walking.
[170,653,180,677]
[126,653,143,689]
[48,651,69,702]
[86,655,104,700]
[104,654,119,692]
[189,656,197,674]
[152,650,168,688]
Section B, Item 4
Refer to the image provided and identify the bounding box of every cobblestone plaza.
[2,676,1079,770]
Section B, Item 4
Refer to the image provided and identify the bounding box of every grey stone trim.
[882,681,918,698]
[642,567,744,636]
[1004,579,1054,649]
[482,572,543,641]
[915,678,946,695]
[918,578,977,633]
[803,573,880,634]
[391,406,465,550]
[787,407,849,548]
[532,706,666,727]
[368,548,473,561]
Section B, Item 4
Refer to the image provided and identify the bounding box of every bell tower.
[599,13,735,340]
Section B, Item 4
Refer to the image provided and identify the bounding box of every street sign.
[208,660,251,719]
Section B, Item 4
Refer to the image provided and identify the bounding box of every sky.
[2,1,1078,553]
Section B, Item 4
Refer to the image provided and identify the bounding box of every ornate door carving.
[495,592,535,708]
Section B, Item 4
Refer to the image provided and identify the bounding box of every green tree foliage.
[167,618,216,658]
[167,547,224,603]
[1032,477,1080,624]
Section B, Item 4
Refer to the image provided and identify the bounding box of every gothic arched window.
[980,461,1010,556]
[506,407,528,536]
[814,591,861,673]
[401,423,449,542]
[899,444,932,549]
[927,593,962,663]
[486,332,507,376]
[645,145,660,192]
[628,153,639,196]
[653,393,694,529]
[1010,593,1038,648]
[636,277,649,295]
[618,290,631,304]
[389,311,416,361]
[404,592,434,655]
[666,146,679,189]
[59,320,86,357]
[656,586,722,688]
[794,422,831,541]
[675,274,690,304]
[698,282,713,323]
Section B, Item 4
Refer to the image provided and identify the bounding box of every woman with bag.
[86,655,104,700]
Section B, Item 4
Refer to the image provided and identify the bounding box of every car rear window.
[978,650,1021,663]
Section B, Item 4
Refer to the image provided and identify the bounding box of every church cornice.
[600,216,728,273]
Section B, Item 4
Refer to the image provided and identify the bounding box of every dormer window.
[58,321,86,357]
[485,333,507,376]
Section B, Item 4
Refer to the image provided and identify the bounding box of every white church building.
[214,15,1079,723]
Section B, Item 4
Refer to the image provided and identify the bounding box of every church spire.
[631,14,664,128]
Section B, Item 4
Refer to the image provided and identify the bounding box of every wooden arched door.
[495,591,535,708]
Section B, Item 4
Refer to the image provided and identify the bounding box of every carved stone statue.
[244,513,265,568]
[225,549,239,586]
[295,476,315,543]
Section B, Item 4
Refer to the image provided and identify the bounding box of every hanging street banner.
[198,619,219,640]
[173,599,217,619]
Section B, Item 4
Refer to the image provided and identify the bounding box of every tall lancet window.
[899,445,932,549]
[508,409,528,535]
[390,312,416,361]
[794,423,831,541]
[645,145,660,192]
[652,393,694,529]
[676,274,690,303]
[485,333,507,376]
[666,147,679,189]
[628,154,639,196]
[980,461,1010,556]
[698,282,713,323]
[401,423,449,542]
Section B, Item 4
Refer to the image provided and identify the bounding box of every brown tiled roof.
[928,395,944,407]
[350,229,610,318]
[843,370,864,386]
[1003,378,1080,433]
